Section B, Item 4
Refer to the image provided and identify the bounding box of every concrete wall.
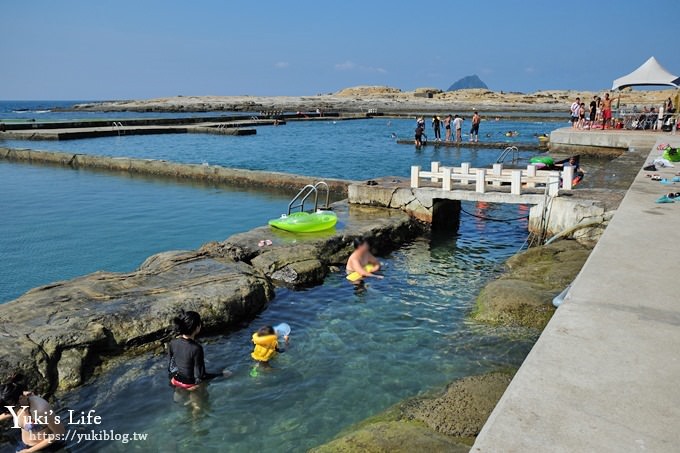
[0,148,353,197]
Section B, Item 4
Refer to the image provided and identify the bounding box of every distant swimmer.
[346,237,382,283]
[390,132,397,139]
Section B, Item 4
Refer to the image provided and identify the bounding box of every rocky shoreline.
[0,202,424,395]
[68,87,677,114]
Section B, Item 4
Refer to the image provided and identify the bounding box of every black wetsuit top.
[168,337,219,385]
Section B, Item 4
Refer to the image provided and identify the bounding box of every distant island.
[448,74,488,91]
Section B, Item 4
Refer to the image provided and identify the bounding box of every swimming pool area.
[59,207,536,452]
[1,115,549,452]
[0,161,290,303]
[1,118,553,180]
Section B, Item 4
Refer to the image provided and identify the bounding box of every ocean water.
[0,118,554,180]
[0,161,290,303]
[57,205,536,453]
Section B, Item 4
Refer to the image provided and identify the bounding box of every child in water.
[251,326,288,372]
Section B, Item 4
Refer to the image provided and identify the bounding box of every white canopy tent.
[612,56,680,90]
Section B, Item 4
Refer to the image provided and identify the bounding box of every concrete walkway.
[473,137,680,452]
[550,127,666,154]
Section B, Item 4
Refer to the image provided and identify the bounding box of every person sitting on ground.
[0,374,65,453]
[346,237,382,281]
[558,156,586,184]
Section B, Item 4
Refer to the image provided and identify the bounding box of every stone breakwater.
[0,148,354,197]
[0,202,423,394]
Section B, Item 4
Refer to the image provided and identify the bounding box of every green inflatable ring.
[529,156,554,166]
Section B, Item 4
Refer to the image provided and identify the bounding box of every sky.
[1,0,679,100]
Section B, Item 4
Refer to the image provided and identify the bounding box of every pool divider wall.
[0,200,425,396]
[0,147,353,197]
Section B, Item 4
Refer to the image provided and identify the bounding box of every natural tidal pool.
[54,204,537,453]
[1,118,552,180]
[0,161,290,303]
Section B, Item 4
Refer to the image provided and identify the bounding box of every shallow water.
[58,205,535,452]
[1,118,553,180]
[0,161,290,303]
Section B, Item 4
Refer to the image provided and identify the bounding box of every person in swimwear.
[601,93,613,129]
[0,374,65,453]
[443,114,452,141]
[168,310,224,412]
[251,325,289,370]
[346,237,382,281]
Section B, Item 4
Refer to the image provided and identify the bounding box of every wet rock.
[402,371,513,438]
[472,240,591,329]
[0,251,274,394]
[56,348,89,391]
[311,372,513,452]
[310,421,468,453]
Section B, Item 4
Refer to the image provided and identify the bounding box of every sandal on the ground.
[656,194,675,203]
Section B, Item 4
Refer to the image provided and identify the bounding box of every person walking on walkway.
[443,114,452,141]
[432,115,441,141]
[453,115,463,142]
[470,111,480,142]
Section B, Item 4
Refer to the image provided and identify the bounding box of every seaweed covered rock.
[310,372,513,452]
[311,421,468,453]
[472,240,592,329]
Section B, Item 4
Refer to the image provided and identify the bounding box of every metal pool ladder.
[496,146,520,164]
[287,181,331,215]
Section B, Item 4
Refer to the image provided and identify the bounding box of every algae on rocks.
[472,240,592,329]
[310,372,513,453]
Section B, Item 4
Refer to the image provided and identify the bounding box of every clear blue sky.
[2,0,679,100]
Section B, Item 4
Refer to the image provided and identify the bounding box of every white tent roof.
[612,56,680,90]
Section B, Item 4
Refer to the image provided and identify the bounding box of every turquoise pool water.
[58,205,536,452]
[0,161,290,303]
[1,119,553,180]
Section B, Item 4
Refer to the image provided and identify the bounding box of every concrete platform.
[0,120,277,140]
[473,137,680,452]
[550,127,671,154]
[396,138,547,151]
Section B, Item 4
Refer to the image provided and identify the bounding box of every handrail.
[313,181,330,210]
[496,146,519,164]
[411,161,568,196]
[287,184,318,215]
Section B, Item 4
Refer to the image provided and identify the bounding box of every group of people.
[571,94,677,132]
[0,238,384,451]
[631,97,676,131]
[415,112,481,146]
[570,94,614,130]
